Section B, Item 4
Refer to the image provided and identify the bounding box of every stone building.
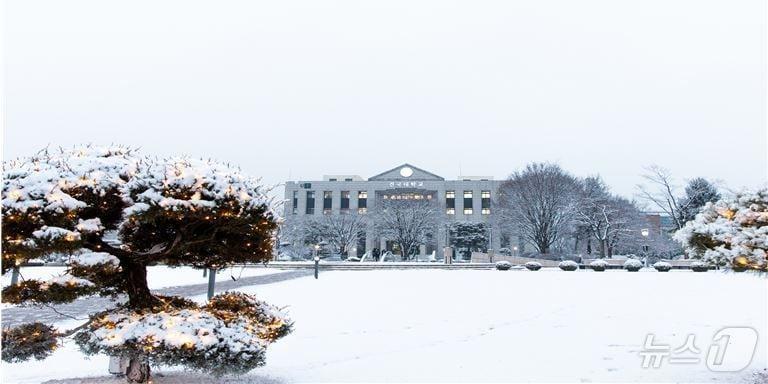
[283,164,504,258]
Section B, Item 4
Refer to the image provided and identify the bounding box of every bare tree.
[497,163,580,255]
[573,177,647,257]
[637,166,721,231]
[637,166,685,229]
[604,197,647,257]
[375,198,437,260]
[305,214,368,255]
[574,176,613,257]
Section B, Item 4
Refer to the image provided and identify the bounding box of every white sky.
[3,0,766,198]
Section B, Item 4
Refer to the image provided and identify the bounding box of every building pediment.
[368,164,444,181]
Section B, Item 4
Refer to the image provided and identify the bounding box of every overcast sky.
[4,0,766,199]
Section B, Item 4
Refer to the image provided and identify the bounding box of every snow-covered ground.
[1,265,281,290]
[3,269,767,383]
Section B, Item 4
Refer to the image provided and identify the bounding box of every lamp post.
[641,228,650,267]
[513,246,519,257]
[312,244,320,279]
[313,241,327,279]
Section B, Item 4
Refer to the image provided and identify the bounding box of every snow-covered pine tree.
[1,145,292,382]
[676,177,721,225]
[448,222,488,259]
[674,189,767,272]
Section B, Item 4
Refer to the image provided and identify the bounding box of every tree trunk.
[126,356,150,383]
[598,239,606,257]
[536,241,549,255]
[120,259,160,309]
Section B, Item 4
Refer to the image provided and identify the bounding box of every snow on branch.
[675,189,768,272]
[70,251,120,267]
[2,275,97,305]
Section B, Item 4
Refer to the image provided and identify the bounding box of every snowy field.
[3,269,767,383]
[1,264,282,290]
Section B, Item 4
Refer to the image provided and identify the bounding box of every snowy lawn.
[3,269,767,383]
[1,264,282,290]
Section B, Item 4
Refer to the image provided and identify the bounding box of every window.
[305,191,315,214]
[446,191,455,214]
[481,190,491,215]
[345,178,353,181]
[323,191,332,214]
[358,191,367,214]
[329,178,337,182]
[292,191,298,214]
[463,191,473,215]
[341,191,350,212]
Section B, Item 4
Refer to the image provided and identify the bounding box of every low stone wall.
[472,253,698,269]
[470,252,561,267]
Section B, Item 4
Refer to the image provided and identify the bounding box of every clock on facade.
[399,166,414,177]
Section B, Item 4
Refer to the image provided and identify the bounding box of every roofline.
[368,163,445,181]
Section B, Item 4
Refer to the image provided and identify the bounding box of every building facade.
[283,164,504,258]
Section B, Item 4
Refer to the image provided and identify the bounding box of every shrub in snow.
[524,261,542,271]
[1,145,289,383]
[498,247,512,256]
[690,261,710,272]
[589,259,608,272]
[558,260,578,271]
[653,261,672,272]
[76,292,292,377]
[1,322,60,363]
[624,258,643,272]
[674,189,768,273]
[495,261,512,270]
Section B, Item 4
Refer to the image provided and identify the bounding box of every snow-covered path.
[4,269,767,383]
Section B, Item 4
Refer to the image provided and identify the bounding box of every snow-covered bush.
[498,247,512,256]
[558,260,578,271]
[674,189,768,273]
[690,260,710,272]
[76,292,291,376]
[653,261,672,272]
[1,145,289,383]
[495,260,512,270]
[524,261,542,271]
[1,323,60,363]
[624,258,643,272]
[589,259,608,272]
